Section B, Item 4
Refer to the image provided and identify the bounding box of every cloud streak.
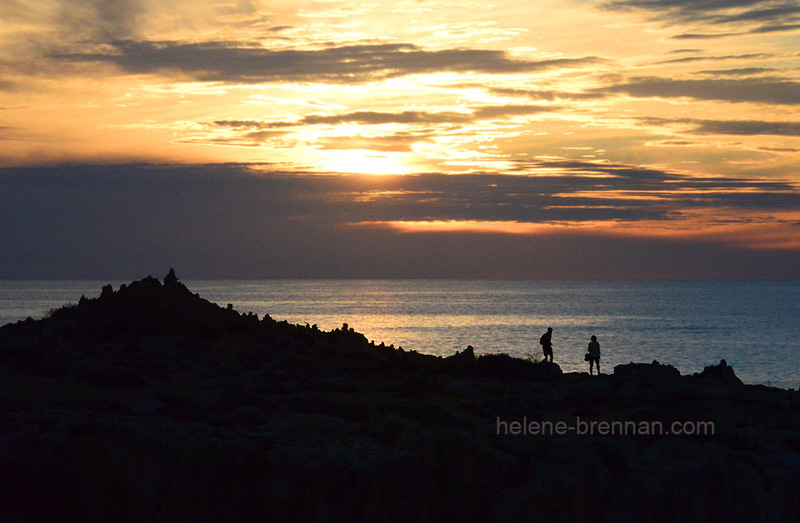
[642,117,800,136]
[693,67,779,76]
[212,105,558,133]
[655,52,773,64]
[600,0,800,33]
[598,77,800,105]
[488,87,608,101]
[54,40,604,83]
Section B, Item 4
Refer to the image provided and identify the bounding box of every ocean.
[1,279,798,388]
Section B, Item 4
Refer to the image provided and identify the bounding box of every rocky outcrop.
[1,271,799,521]
[613,360,682,384]
[476,353,562,382]
[443,345,477,374]
[443,346,563,382]
[694,359,744,386]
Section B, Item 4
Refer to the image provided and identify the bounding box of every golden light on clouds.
[1,0,799,277]
[354,211,800,251]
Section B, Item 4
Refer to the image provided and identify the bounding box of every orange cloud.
[351,212,800,251]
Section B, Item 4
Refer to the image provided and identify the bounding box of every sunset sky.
[1,0,799,278]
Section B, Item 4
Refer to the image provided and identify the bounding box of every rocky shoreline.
[1,271,799,521]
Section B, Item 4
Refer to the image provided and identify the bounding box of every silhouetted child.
[587,335,601,375]
[539,327,554,362]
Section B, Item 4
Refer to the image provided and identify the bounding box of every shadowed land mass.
[1,271,799,521]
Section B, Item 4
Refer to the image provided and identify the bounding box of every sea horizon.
[2,278,798,389]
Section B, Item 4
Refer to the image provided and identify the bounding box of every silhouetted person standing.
[539,327,554,362]
[587,335,601,375]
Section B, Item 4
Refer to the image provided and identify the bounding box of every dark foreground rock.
[1,272,799,522]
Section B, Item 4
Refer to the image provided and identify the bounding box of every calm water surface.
[1,280,798,388]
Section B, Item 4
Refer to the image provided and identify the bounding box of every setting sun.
[320,150,415,175]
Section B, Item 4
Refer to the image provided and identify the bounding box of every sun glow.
[320,150,415,175]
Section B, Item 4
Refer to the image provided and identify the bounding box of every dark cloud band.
[54,40,604,83]
[642,117,800,136]
[598,77,800,105]
[212,105,557,132]
[2,162,798,278]
[600,0,800,39]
